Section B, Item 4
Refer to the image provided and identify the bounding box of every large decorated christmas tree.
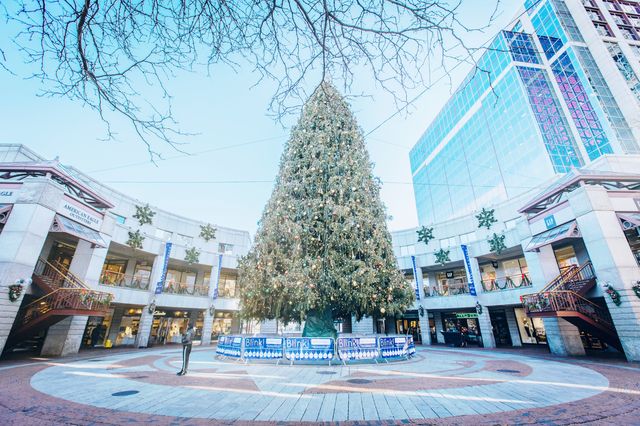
[238,82,414,338]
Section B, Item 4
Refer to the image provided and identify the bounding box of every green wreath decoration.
[604,283,622,306]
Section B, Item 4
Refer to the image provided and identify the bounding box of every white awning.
[617,212,640,231]
[0,204,12,224]
[50,214,107,248]
[525,220,580,252]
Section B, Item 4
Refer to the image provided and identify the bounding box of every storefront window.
[212,311,236,338]
[430,269,468,296]
[116,310,141,346]
[514,307,547,344]
[441,312,481,345]
[219,270,237,298]
[554,246,579,271]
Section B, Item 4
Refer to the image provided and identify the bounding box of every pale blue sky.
[0,1,520,235]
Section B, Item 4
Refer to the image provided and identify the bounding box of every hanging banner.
[154,242,172,294]
[243,337,284,359]
[337,336,379,361]
[216,335,243,357]
[379,336,411,359]
[284,337,334,361]
[460,244,477,296]
[213,254,223,299]
[411,255,421,300]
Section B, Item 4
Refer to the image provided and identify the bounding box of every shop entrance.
[489,309,512,347]
[514,308,547,345]
[395,312,421,343]
[47,240,76,272]
[150,310,192,345]
[441,312,482,346]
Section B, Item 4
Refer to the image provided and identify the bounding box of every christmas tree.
[238,82,414,338]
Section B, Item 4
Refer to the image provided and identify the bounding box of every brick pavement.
[0,346,638,425]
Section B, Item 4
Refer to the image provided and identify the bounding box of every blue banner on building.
[460,244,477,296]
[216,335,243,358]
[213,254,223,299]
[244,337,284,359]
[284,337,334,361]
[337,336,379,361]
[154,242,172,295]
[411,255,421,300]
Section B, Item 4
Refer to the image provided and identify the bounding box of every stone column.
[505,308,522,347]
[419,309,432,346]
[135,244,167,348]
[107,306,125,344]
[41,316,90,356]
[523,244,561,290]
[432,311,443,343]
[0,180,61,354]
[477,308,496,348]
[568,185,640,361]
[543,317,585,356]
[351,316,375,334]
[466,255,496,348]
[200,261,219,345]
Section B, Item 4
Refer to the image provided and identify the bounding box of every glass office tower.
[410,0,640,226]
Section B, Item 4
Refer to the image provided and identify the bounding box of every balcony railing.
[424,284,470,297]
[217,287,237,298]
[521,290,614,329]
[164,281,209,296]
[481,273,533,292]
[99,270,150,290]
[19,288,113,328]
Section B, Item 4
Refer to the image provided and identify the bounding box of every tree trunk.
[302,308,337,339]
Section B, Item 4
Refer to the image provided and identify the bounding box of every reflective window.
[504,31,541,63]
[606,42,640,103]
[517,66,584,172]
[551,51,613,160]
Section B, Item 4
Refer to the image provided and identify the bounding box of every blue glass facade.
[410,0,640,226]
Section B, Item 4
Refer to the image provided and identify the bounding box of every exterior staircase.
[6,258,112,347]
[521,262,622,351]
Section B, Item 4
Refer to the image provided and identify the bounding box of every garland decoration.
[603,283,622,306]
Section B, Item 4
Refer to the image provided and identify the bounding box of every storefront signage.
[337,337,379,361]
[544,215,556,230]
[57,198,103,231]
[455,313,478,319]
[213,254,223,299]
[243,337,284,359]
[410,255,420,300]
[216,335,243,357]
[446,271,454,279]
[460,244,477,296]
[154,242,173,294]
[284,337,334,361]
[379,336,413,358]
[0,183,19,203]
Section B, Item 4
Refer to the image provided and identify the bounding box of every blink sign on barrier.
[243,337,284,359]
[379,336,414,359]
[216,335,243,357]
[337,337,379,361]
[284,337,334,361]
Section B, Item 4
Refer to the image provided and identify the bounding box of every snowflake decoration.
[133,204,156,226]
[185,246,201,264]
[488,233,506,254]
[127,230,145,249]
[476,207,497,230]
[199,224,217,242]
[416,226,434,245]
[434,249,450,266]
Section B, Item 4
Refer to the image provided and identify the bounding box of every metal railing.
[481,273,533,292]
[18,288,113,329]
[539,262,595,293]
[33,258,89,290]
[99,270,150,290]
[163,281,209,296]
[424,284,470,297]
[522,290,614,330]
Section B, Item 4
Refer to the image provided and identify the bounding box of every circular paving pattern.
[24,346,618,422]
